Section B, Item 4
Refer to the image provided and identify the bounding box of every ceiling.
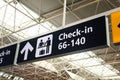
[0,0,120,80]
[19,0,120,27]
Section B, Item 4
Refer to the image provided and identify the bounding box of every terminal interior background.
[0,0,120,80]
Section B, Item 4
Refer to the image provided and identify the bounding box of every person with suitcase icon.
[46,37,51,53]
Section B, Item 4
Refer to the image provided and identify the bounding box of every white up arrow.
[20,42,34,60]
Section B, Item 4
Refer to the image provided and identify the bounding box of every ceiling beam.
[43,0,98,21]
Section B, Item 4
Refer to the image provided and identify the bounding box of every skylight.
[32,51,120,79]
[66,70,85,80]
[33,61,58,73]
[64,51,120,79]
[0,0,56,39]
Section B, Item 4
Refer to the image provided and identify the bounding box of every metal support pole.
[62,0,67,27]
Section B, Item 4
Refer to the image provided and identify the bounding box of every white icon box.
[35,34,53,58]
